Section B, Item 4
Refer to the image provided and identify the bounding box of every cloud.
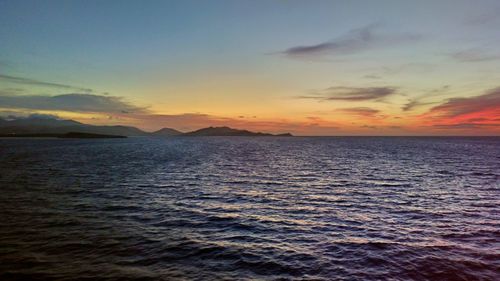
[0,112,61,121]
[0,74,93,92]
[402,100,429,111]
[402,85,450,112]
[432,123,500,130]
[403,100,442,112]
[22,113,60,120]
[298,86,396,101]
[421,87,500,133]
[337,107,380,117]
[280,24,420,59]
[0,93,147,113]
[364,74,381,79]
[427,87,500,118]
[450,48,500,62]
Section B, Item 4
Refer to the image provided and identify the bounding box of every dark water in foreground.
[0,137,499,281]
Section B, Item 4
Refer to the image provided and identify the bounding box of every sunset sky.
[1,0,499,135]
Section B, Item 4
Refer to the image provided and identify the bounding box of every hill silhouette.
[183,126,279,136]
[151,128,182,136]
[0,116,147,136]
[0,116,292,137]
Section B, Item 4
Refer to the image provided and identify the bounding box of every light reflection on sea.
[0,136,499,280]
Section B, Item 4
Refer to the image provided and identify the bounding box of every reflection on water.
[0,137,499,280]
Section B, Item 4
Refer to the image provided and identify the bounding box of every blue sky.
[1,0,499,135]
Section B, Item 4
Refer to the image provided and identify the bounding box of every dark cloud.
[419,87,500,133]
[432,123,500,130]
[422,87,500,134]
[298,86,396,101]
[402,100,421,111]
[0,93,147,113]
[0,74,93,92]
[338,107,380,117]
[402,85,450,111]
[402,100,437,112]
[280,24,420,59]
[427,87,500,118]
[450,48,500,62]
[466,117,489,122]
[364,74,381,79]
[0,113,61,121]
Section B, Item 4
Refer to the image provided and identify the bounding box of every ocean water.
[0,137,498,281]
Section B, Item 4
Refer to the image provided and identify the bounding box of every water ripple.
[0,137,499,280]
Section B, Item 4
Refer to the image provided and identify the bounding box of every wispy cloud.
[432,123,499,130]
[0,74,93,92]
[337,107,380,117]
[280,24,420,60]
[0,91,343,135]
[402,100,426,112]
[450,48,500,62]
[0,93,147,113]
[426,87,500,118]
[363,74,381,80]
[420,87,500,133]
[402,85,450,112]
[0,112,61,121]
[298,86,396,101]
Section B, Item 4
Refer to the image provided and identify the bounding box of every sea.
[0,137,498,281]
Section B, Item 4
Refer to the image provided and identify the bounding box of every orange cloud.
[418,87,500,133]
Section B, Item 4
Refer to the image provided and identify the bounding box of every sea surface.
[0,137,499,281]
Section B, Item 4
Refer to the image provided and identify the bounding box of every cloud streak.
[420,87,500,133]
[426,87,500,118]
[337,107,380,117]
[402,85,450,112]
[432,123,500,130]
[450,48,500,62]
[0,74,93,92]
[0,93,147,113]
[299,86,396,101]
[281,24,420,59]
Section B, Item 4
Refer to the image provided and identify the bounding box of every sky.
[0,0,499,135]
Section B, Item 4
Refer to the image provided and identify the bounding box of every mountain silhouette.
[182,126,291,136]
[0,116,147,136]
[0,117,292,137]
[151,128,182,136]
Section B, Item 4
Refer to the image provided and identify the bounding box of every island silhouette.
[0,116,292,138]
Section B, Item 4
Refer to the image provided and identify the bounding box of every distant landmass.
[0,132,127,138]
[182,126,290,137]
[0,117,292,137]
[59,132,126,138]
[0,117,146,136]
[151,127,183,136]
